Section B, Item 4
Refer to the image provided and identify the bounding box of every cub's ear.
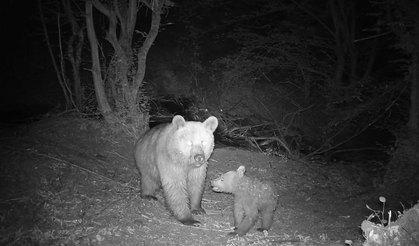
[237,166,246,177]
[203,116,218,132]
[172,115,186,129]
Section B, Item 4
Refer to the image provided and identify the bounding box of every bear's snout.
[211,184,221,192]
[194,154,205,164]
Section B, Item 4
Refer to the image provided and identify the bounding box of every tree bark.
[85,2,112,116]
[329,0,344,89]
[63,0,84,110]
[132,1,163,105]
[91,0,139,111]
[407,51,419,133]
[84,0,170,124]
[328,0,358,87]
[38,0,71,108]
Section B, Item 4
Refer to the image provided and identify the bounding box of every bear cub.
[134,115,218,226]
[211,166,278,236]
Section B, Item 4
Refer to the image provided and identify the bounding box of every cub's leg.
[233,201,244,229]
[188,164,207,215]
[257,205,275,232]
[231,208,258,236]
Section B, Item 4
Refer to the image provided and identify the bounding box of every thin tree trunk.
[329,0,358,87]
[70,35,84,110]
[329,0,344,89]
[38,0,71,108]
[132,2,163,105]
[362,38,377,80]
[347,1,357,85]
[85,2,112,117]
[63,0,84,110]
[407,51,419,133]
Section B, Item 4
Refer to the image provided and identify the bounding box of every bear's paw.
[179,217,201,227]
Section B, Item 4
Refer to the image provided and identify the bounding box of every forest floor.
[0,116,391,246]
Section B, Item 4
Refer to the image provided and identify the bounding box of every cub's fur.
[134,115,218,226]
[211,166,278,236]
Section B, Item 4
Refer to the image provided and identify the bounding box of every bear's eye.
[187,141,192,146]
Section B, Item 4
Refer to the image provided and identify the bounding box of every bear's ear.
[203,116,218,132]
[172,115,186,129]
[237,166,245,177]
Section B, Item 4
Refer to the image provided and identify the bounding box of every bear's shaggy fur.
[211,166,278,236]
[134,115,218,226]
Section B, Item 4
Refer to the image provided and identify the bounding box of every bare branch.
[354,31,392,43]
[90,0,112,17]
[289,0,335,39]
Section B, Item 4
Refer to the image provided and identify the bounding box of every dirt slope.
[0,117,370,246]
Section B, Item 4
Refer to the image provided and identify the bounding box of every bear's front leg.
[161,176,200,226]
[188,164,207,215]
[140,171,160,200]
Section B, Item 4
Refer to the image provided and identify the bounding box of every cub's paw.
[141,195,158,201]
[191,208,206,215]
[256,228,268,232]
[179,218,201,227]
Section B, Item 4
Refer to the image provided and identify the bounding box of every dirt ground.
[0,116,374,246]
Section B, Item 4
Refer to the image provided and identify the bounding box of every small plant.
[360,197,419,246]
[365,196,390,226]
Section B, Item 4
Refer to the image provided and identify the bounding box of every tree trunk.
[407,51,419,134]
[329,0,344,90]
[85,2,112,117]
[382,49,419,198]
[362,38,378,80]
[91,0,136,112]
[38,0,71,108]
[132,2,163,105]
[382,0,419,199]
[84,0,170,128]
[328,0,358,87]
[347,2,357,85]
[63,0,84,110]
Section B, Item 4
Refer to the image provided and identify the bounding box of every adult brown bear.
[211,166,278,236]
[134,115,218,226]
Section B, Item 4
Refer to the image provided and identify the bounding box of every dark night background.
[1,0,419,245]
[1,0,418,208]
[1,1,61,122]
